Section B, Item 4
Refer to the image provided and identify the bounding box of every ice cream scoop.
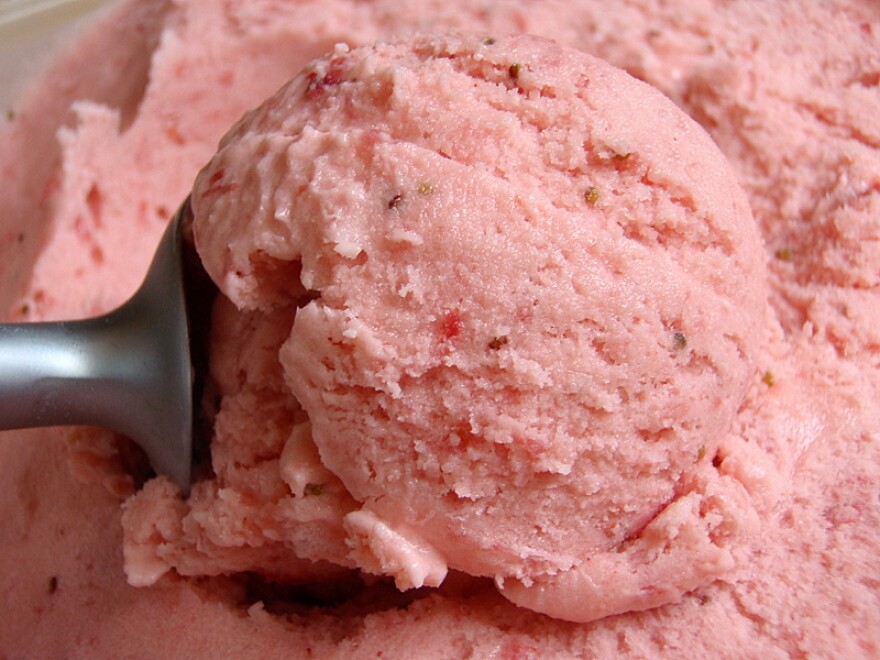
[0,200,210,492]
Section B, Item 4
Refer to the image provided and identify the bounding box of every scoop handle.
[0,314,133,432]
[0,207,196,492]
[0,300,192,492]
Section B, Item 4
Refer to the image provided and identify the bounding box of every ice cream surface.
[1,0,878,657]
[126,31,766,623]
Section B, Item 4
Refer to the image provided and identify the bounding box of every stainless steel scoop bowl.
[0,200,210,492]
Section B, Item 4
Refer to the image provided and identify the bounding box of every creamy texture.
[1,0,878,657]
[136,32,766,623]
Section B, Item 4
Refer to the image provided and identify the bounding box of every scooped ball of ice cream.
[187,32,766,622]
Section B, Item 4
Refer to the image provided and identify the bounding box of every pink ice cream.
[123,32,767,623]
[1,0,879,657]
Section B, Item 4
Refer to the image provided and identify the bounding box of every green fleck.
[6,109,14,121]
[417,182,434,195]
[762,371,775,387]
[482,36,496,46]
[584,186,600,205]
[304,483,324,496]
[775,247,793,261]
[697,445,707,461]
[672,332,687,351]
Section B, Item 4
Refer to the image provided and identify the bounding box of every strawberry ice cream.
[121,32,766,624]
[1,0,878,657]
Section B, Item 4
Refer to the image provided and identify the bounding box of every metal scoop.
[0,199,212,493]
